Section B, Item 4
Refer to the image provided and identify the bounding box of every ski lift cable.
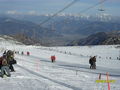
[78,0,107,14]
[39,0,107,26]
[39,0,78,26]
[62,0,107,27]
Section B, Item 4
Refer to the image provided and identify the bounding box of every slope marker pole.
[106,72,110,90]
[99,73,101,80]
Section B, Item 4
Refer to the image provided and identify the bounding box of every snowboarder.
[1,58,11,78]
[51,55,56,63]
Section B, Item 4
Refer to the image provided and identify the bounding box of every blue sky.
[0,0,120,16]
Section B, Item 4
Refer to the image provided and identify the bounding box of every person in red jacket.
[51,55,56,63]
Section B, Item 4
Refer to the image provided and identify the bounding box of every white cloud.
[27,11,39,15]
[5,10,39,16]
[6,10,21,15]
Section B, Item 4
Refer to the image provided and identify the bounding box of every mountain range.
[0,14,120,46]
[67,31,120,46]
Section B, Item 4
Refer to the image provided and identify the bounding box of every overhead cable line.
[78,0,107,14]
[39,0,107,26]
[39,0,78,26]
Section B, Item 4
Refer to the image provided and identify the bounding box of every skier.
[6,50,16,72]
[92,56,96,69]
[21,51,24,55]
[27,51,30,56]
[89,56,93,69]
[51,55,56,63]
[1,57,11,78]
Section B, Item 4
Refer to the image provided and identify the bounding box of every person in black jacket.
[89,56,93,69]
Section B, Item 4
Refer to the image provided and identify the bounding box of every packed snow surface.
[0,41,120,90]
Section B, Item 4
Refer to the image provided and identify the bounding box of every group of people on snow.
[0,49,97,78]
[20,51,30,56]
[89,56,96,69]
[50,55,97,69]
[0,50,16,78]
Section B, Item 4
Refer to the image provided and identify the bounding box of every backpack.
[89,58,93,64]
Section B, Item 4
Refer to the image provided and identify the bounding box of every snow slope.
[0,39,120,90]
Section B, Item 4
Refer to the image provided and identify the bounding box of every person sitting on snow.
[1,58,11,78]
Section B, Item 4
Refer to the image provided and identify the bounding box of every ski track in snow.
[14,56,94,90]
[16,54,120,77]
[0,62,75,90]
[0,45,120,90]
[16,64,81,90]
[14,54,120,90]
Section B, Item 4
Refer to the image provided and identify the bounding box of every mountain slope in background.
[0,17,64,46]
[2,13,120,35]
[68,31,120,46]
[0,17,61,38]
[49,18,120,35]
[0,35,23,46]
[0,14,120,46]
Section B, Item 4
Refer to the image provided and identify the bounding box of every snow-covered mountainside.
[0,37,120,90]
[0,35,23,47]
[68,31,120,46]
[2,13,117,23]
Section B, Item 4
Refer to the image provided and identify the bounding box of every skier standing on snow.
[6,50,16,72]
[89,56,93,69]
[21,51,24,55]
[51,55,56,63]
[92,56,96,69]
[27,51,30,56]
